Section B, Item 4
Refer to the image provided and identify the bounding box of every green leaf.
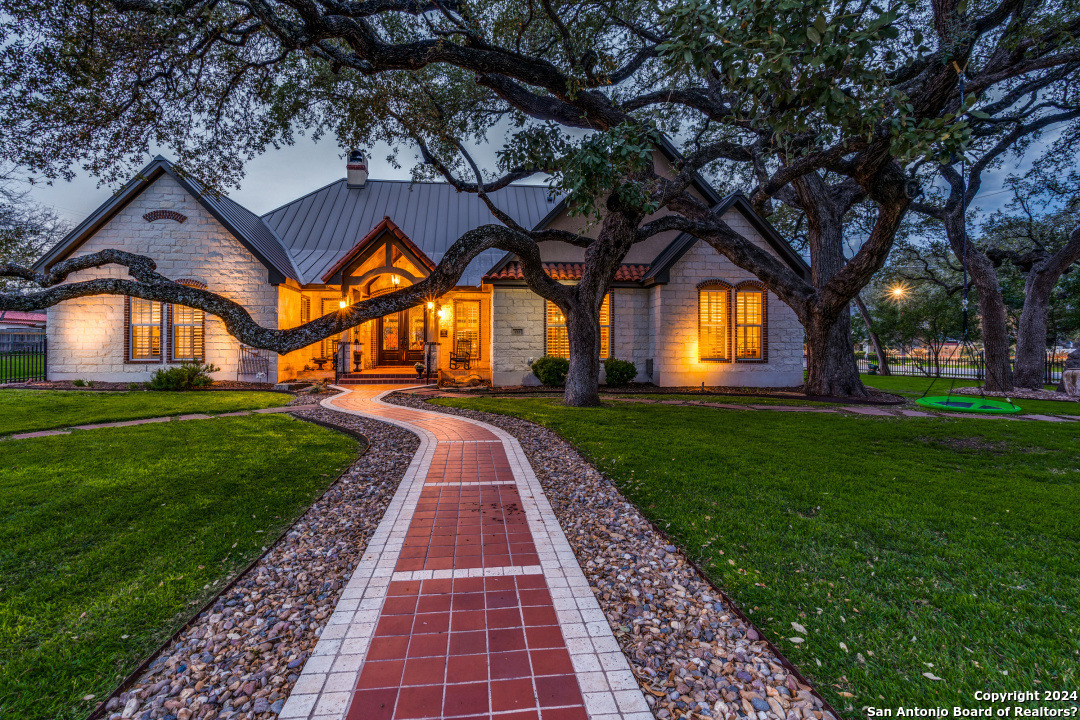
[806,26,822,45]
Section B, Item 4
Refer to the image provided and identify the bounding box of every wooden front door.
[376,306,427,366]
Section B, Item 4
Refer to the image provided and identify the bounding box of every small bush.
[603,357,638,387]
[531,356,569,386]
[149,362,220,391]
[72,379,86,387]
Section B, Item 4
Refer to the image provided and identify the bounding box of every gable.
[320,217,436,285]
[34,156,298,284]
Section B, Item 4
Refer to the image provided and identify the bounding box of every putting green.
[915,395,1022,414]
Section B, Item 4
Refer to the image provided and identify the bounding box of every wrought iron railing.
[0,334,46,383]
[236,345,271,382]
[849,349,1066,384]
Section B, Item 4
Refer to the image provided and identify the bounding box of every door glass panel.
[382,314,400,350]
[408,307,425,350]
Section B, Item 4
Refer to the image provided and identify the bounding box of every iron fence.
[851,350,1066,384]
[0,335,46,383]
[236,345,271,382]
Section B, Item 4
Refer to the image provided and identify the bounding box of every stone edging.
[392,390,843,720]
[84,413,370,720]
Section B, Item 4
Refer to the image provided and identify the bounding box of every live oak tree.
[1,0,1078,402]
[908,67,1080,391]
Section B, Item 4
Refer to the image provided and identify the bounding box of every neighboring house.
[0,311,46,331]
[35,149,810,387]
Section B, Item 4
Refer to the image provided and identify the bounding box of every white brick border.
[279,386,651,720]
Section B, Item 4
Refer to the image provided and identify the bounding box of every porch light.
[427,301,435,310]
[391,275,400,286]
[437,304,450,321]
[339,299,348,309]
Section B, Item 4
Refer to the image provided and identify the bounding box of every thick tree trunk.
[945,222,1013,391]
[794,175,870,398]
[1014,270,1053,389]
[563,302,602,406]
[804,308,866,396]
[853,292,890,375]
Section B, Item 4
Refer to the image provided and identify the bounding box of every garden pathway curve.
[279,385,651,720]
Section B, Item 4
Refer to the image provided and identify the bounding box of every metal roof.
[261,179,559,286]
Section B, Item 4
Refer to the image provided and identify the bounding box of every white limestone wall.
[491,287,546,386]
[46,175,279,382]
[650,212,804,387]
[611,288,652,381]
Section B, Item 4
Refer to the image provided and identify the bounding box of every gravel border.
[91,409,418,720]
[387,391,838,720]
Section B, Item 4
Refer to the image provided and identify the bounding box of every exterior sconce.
[391,275,400,286]
[339,299,348,309]
[437,304,450,322]
[427,301,435,310]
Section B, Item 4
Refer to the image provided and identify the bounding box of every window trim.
[734,280,769,363]
[696,279,733,363]
[125,296,164,364]
[453,299,482,360]
[544,292,611,359]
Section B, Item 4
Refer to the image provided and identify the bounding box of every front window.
[545,294,610,359]
[171,304,204,361]
[735,288,765,360]
[698,287,730,361]
[129,297,162,361]
[454,300,480,359]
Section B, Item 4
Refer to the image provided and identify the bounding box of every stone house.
[36,150,809,387]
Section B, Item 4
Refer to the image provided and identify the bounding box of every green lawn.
[0,389,289,434]
[860,374,1080,416]
[433,397,1080,715]
[0,415,358,720]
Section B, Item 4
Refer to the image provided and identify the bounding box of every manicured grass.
[434,397,1080,715]
[860,374,1080,415]
[0,389,289,434]
[0,415,358,720]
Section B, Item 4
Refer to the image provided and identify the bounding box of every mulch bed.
[93,407,418,720]
[953,385,1080,403]
[387,391,837,720]
[437,383,904,406]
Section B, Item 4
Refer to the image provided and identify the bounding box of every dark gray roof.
[261,179,558,286]
[35,156,299,283]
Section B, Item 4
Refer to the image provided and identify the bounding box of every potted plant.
[414,361,425,378]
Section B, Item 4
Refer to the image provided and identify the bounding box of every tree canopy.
[2,0,1079,400]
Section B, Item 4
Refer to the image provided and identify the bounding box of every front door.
[377,307,427,366]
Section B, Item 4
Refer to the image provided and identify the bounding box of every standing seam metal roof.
[261,179,559,286]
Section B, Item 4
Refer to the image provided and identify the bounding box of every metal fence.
[236,345,271,382]
[854,350,1066,384]
[0,334,46,383]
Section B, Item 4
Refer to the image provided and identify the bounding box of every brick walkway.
[280,386,650,720]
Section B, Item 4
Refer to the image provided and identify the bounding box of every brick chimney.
[346,150,368,188]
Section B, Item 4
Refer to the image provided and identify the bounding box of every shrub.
[603,357,638,387]
[531,356,569,386]
[72,379,86,387]
[149,362,220,391]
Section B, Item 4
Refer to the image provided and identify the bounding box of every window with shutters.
[170,304,204,361]
[128,297,162,361]
[545,293,610,359]
[454,300,481,359]
[735,284,767,361]
[697,282,731,362]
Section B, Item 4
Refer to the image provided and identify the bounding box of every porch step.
[336,372,424,385]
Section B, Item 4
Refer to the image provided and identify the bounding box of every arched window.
[697,280,732,362]
[734,282,768,362]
